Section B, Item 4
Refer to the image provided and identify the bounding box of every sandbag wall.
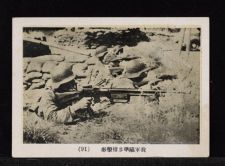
[23,54,89,91]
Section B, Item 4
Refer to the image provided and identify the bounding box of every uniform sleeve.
[39,90,73,124]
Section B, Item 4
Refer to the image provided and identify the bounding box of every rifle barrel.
[96,88,189,94]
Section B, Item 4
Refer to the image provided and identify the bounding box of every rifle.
[55,85,189,104]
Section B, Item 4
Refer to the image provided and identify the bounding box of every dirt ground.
[23,28,200,144]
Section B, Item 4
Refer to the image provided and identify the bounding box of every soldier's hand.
[70,97,93,115]
[76,97,92,109]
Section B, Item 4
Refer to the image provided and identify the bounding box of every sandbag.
[23,57,32,64]
[32,79,44,83]
[23,63,28,73]
[23,81,31,86]
[23,84,29,90]
[29,81,45,90]
[26,61,43,73]
[64,54,88,63]
[45,79,52,88]
[25,72,42,82]
[42,73,51,80]
[32,55,65,62]
[42,61,58,73]
[23,58,31,72]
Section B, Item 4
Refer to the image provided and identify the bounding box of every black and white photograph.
[12,18,209,157]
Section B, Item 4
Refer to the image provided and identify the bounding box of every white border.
[12,17,209,157]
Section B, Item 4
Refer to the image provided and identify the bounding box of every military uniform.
[38,88,74,123]
[37,63,92,124]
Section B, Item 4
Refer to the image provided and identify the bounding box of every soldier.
[37,63,94,124]
[110,59,152,89]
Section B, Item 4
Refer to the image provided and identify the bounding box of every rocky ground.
[23,28,200,144]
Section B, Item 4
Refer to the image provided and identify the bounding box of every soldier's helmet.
[122,59,150,79]
[51,63,76,90]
